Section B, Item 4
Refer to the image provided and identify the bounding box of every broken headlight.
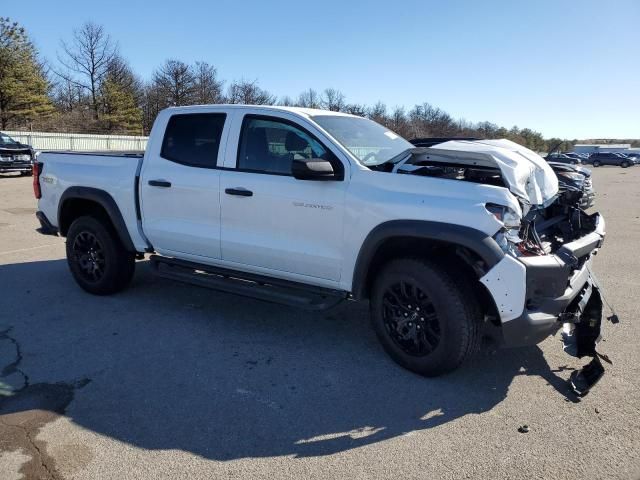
[485,203,521,228]
[486,203,523,256]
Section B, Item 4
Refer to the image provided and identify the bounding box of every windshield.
[0,133,18,145]
[311,115,413,166]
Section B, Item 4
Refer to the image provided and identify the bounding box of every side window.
[237,116,338,175]
[161,113,226,168]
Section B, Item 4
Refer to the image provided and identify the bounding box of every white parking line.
[0,243,62,256]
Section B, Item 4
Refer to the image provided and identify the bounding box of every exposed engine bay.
[377,140,596,256]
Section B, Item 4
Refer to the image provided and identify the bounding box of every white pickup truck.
[34,105,613,393]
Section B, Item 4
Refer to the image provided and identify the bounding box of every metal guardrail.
[4,130,148,152]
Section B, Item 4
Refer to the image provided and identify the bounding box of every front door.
[220,114,347,281]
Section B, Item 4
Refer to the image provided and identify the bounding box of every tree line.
[1,18,635,152]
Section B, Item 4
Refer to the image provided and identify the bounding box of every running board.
[149,255,346,311]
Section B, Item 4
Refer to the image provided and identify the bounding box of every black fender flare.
[58,186,136,252]
[351,220,505,299]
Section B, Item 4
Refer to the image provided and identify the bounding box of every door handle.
[225,188,253,197]
[148,179,172,188]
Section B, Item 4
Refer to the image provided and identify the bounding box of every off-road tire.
[370,257,481,376]
[66,215,135,295]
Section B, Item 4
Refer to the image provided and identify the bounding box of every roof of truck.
[162,104,358,118]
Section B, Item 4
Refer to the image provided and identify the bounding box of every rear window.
[161,113,226,168]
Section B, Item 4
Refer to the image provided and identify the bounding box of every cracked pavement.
[1,169,640,479]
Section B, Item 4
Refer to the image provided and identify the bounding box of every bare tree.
[153,59,196,106]
[368,101,389,125]
[56,22,118,119]
[277,95,295,106]
[344,103,367,116]
[226,79,275,105]
[51,76,85,112]
[389,106,409,137]
[321,88,346,111]
[141,82,164,134]
[193,61,223,104]
[296,88,321,108]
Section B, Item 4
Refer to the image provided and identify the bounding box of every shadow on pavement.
[0,259,578,460]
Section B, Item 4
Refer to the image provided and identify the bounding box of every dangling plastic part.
[569,356,605,396]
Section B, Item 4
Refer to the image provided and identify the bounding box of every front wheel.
[66,215,135,295]
[370,258,481,376]
[592,160,601,167]
[621,161,629,168]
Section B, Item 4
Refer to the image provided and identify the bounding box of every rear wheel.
[370,258,481,376]
[66,216,135,295]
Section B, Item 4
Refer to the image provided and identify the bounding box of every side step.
[149,255,347,311]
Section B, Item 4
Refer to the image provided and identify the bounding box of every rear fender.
[58,186,135,252]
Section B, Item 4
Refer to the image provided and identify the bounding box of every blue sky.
[6,0,639,139]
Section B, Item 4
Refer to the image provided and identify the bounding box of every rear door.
[140,112,228,259]
[219,112,348,281]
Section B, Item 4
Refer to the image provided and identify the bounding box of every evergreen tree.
[101,75,142,134]
[0,17,54,129]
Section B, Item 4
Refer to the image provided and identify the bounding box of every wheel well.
[59,198,112,236]
[359,236,499,319]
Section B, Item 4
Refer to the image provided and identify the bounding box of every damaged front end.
[489,184,615,395]
[489,182,616,395]
[402,139,617,395]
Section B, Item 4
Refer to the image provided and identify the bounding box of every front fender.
[351,220,504,299]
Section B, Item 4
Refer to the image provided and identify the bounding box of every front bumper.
[489,213,606,347]
[0,160,33,173]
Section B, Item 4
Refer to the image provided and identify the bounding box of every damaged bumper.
[484,213,606,348]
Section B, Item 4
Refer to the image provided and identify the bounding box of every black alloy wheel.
[381,280,441,357]
[71,231,106,283]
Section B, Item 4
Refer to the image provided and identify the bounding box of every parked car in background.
[0,132,35,176]
[586,152,637,167]
[545,152,582,165]
[547,162,595,209]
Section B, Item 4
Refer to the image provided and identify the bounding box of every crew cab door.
[219,112,347,281]
[140,112,228,259]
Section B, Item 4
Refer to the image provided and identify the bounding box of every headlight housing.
[485,203,521,228]
[486,203,523,255]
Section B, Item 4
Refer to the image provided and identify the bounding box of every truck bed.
[37,151,148,251]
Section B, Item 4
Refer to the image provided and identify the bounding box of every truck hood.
[410,139,559,207]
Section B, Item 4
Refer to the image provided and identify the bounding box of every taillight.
[33,162,43,199]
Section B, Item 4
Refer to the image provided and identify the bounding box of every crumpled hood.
[423,139,559,206]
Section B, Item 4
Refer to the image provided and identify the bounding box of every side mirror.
[291,158,337,181]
